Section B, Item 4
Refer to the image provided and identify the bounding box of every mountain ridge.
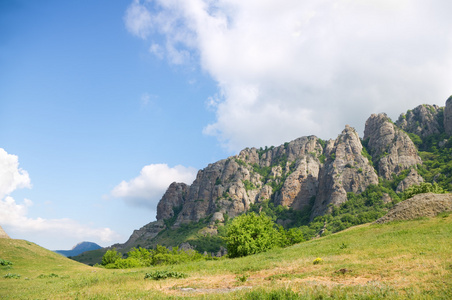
[80,96,452,258]
[55,241,102,257]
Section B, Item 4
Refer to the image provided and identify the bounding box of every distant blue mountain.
[55,241,102,257]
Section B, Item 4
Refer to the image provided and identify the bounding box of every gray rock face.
[396,169,424,193]
[274,155,319,210]
[364,113,422,179]
[113,220,166,250]
[156,182,189,221]
[444,96,452,135]
[174,135,324,225]
[312,125,378,217]
[396,104,443,137]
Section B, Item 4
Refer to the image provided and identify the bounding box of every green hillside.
[1,213,451,299]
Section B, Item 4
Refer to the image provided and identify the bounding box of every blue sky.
[1,0,452,250]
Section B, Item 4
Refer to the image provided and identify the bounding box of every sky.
[1,0,452,250]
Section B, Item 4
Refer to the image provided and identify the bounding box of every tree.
[225,212,280,258]
[101,248,122,266]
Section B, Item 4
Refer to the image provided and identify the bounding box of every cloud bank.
[111,163,197,209]
[0,148,119,247]
[125,0,452,151]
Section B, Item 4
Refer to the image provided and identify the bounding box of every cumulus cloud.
[0,196,119,243]
[0,148,119,246]
[0,148,31,199]
[125,0,452,151]
[111,164,197,209]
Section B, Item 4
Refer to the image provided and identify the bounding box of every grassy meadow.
[1,213,451,299]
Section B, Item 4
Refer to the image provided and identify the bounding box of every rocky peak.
[312,125,378,217]
[364,113,421,179]
[156,182,189,221]
[444,96,452,135]
[396,104,443,137]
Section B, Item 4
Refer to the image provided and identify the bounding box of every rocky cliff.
[444,96,452,135]
[396,104,443,137]
[311,125,378,217]
[363,113,422,180]
[115,96,452,250]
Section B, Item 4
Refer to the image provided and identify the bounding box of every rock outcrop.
[113,220,166,250]
[156,182,189,221]
[375,193,452,224]
[174,135,324,225]
[396,104,443,137]
[363,113,422,180]
[312,125,378,217]
[444,96,452,135]
[0,226,10,239]
[396,169,424,193]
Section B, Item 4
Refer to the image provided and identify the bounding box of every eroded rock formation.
[118,97,452,249]
[312,125,378,217]
[363,113,421,180]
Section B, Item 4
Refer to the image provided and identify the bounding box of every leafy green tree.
[101,248,122,266]
[225,212,281,258]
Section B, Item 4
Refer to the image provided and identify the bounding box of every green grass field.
[1,214,451,299]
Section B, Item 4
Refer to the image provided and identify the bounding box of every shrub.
[111,257,142,269]
[144,270,187,280]
[400,182,445,200]
[0,258,13,266]
[101,244,205,269]
[236,274,249,282]
[4,273,21,279]
[38,273,59,279]
[278,227,304,247]
[101,248,122,266]
[225,212,281,258]
[127,247,152,266]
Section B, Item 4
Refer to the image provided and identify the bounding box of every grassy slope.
[1,214,451,299]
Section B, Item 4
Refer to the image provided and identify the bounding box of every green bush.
[144,270,187,280]
[101,248,122,266]
[101,244,205,269]
[225,212,282,258]
[0,258,13,266]
[400,182,445,200]
[4,273,21,279]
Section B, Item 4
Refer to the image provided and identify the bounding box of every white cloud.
[0,196,119,244]
[0,148,120,248]
[111,164,197,209]
[124,0,153,39]
[0,148,31,199]
[125,0,452,151]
